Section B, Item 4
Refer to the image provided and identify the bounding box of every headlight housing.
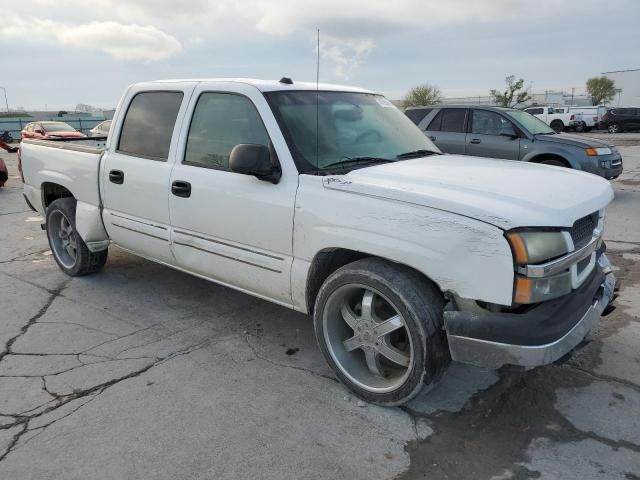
[585,147,612,156]
[507,230,571,304]
[506,231,568,264]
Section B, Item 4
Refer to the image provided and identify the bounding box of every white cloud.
[0,17,182,62]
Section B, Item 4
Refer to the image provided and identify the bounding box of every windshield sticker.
[376,97,394,108]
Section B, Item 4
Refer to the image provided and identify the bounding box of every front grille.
[570,212,598,249]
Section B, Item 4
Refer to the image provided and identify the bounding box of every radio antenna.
[315,28,320,169]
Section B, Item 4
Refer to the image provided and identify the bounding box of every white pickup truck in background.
[524,105,581,132]
[20,78,616,405]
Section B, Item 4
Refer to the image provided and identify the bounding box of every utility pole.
[571,87,575,106]
[0,86,8,113]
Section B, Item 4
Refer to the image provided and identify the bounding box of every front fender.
[293,176,515,310]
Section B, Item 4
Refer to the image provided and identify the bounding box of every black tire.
[607,123,621,134]
[539,158,568,167]
[574,122,586,133]
[313,257,450,406]
[46,197,108,276]
[550,120,564,133]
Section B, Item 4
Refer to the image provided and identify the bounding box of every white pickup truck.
[20,78,616,405]
[524,106,581,133]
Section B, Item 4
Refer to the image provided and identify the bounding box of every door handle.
[429,136,437,141]
[171,180,191,198]
[470,138,481,144]
[109,170,124,184]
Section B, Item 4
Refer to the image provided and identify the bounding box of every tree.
[490,75,532,108]
[402,84,443,108]
[586,77,616,106]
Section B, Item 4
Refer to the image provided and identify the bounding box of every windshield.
[42,122,76,132]
[265,91,440,173]
[506,110,555,135]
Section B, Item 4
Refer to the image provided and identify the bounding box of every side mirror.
[229,144,281,184]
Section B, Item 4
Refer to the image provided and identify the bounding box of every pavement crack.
[0,281,69,363]
[243,333,338,384]
[564,363,640,394]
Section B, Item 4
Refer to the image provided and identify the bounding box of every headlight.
[585,147,612,156]
[514,271,572,303]
[506,231,568,264]
[507,230,571,304]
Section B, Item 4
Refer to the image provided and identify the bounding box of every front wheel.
[46,197,108,276]
[608,123,621,134]
[313,258,450,406]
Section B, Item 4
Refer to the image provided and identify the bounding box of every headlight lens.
[514,271,572,303]
[506,231,568,264]
[585,147,612,156]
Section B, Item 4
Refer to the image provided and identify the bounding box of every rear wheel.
[574,122,586,133]
[608,123,621,134]
[550,120,564,133]
[313,258,450,406]
[46,197,108,276]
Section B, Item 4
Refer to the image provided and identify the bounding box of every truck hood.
[534,132,614,148]
[323,155,614,230]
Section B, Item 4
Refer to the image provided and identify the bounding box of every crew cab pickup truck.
[20,78,616,405]
[524,106,580,133]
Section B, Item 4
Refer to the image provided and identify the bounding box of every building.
[602,68,640,106]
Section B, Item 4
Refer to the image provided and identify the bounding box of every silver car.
[405,105,623,180]
[89,120,112,137]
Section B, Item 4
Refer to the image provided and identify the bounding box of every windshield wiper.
[395,149,442,159]
[322,156,394,170]
[535,131,556,135]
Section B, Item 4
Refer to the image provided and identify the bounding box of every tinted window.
[184,93,269,171]
[525,107,544,115]
[405,108,432,125]
[427,110,443,131]
[471,110,516,136]
[440,109,467,133]
[118,91,183,160]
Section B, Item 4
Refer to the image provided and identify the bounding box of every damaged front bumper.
[444,254,615,369]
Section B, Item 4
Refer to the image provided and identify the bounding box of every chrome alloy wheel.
[322,284,414,393]
[48,210,78,269]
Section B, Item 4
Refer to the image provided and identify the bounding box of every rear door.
[423,108,468,154]
[168,82,297,305]
[101,84,196,264]
[465,109,520,160]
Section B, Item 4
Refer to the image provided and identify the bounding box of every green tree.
[586,77,616,105]
[402,84,443,108]
[490,75,532,108]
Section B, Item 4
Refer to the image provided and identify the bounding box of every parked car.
[20,78,616,405]
[523,106,580,132]
[1,130,14,143]
[560,106,606,132]
[21,121,86,140]
[89,120,112,137]
[406,105,622,179]
[599,107,640,133]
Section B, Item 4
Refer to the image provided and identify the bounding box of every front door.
[101,86,195,265]
[168,84,297,306]
[465,109,520,160]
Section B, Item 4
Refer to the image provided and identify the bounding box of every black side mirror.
[229,144,281,184]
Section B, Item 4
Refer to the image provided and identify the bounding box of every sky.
[1,0,639,110]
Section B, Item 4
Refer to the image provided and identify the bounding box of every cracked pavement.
[1,138,639,479]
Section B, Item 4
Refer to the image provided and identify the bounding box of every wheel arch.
[528,153,572,168]
[41,181,75,209]
[304,247,446,315]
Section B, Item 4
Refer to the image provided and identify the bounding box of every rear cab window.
[428,108,467,133]
[117,91,184,161]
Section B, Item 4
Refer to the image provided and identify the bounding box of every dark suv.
[600,108,640,133]
[404,105,623,180]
